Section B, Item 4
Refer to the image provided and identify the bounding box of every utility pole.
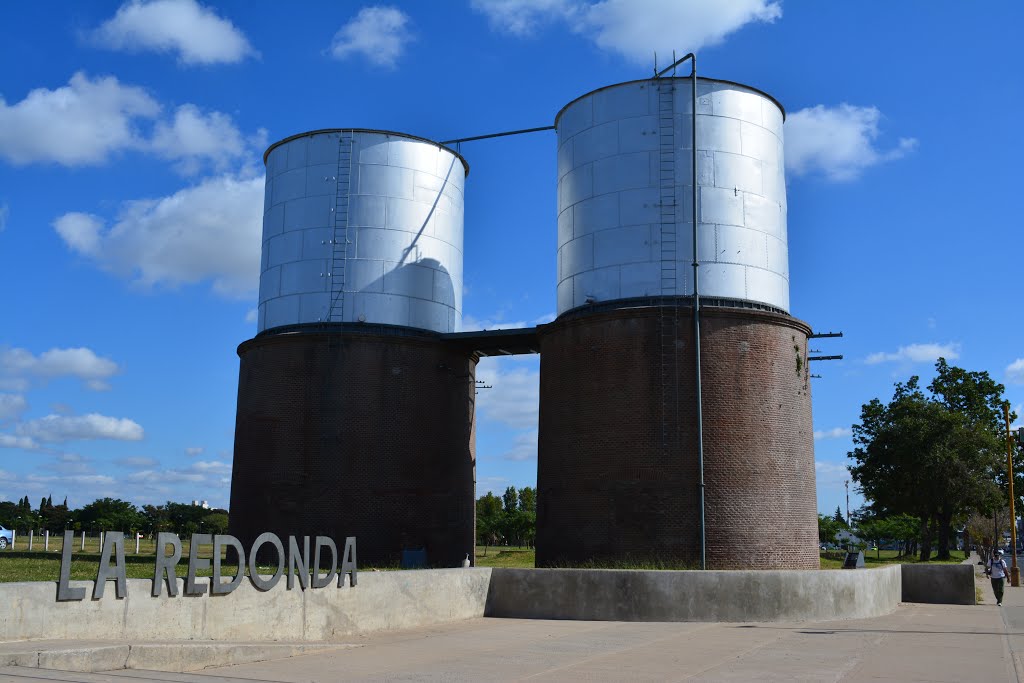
[1005,403,1020,586]
[845,480,850,525]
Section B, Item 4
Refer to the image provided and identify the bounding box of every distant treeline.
[0,496,228,536]
[477,486,536,548]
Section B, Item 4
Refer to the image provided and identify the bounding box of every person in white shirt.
[986,549,1009,606]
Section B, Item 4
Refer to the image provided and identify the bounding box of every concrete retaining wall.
[0,565,917,641]
[484,566,902,622]
[901,564,976,605]
[0,569,492,642]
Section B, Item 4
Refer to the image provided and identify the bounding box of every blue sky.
[1,1,1021,519]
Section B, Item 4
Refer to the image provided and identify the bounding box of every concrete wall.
[0,569,492,642]
[1,564,953,642]
[901,564,976,605]
[485,566,902,622]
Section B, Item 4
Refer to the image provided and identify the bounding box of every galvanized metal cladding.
[259,130,467,334]
[555,77,790,314]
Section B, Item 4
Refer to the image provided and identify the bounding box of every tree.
[201,512,229,535]
[77,498,144,533]
[818,514,841,546]
[832,506,847,527]
[518,487,536,513]
[849,359,1008,561]
[476,493,503,551]
[502,486,518,513]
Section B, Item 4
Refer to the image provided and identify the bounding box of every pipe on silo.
[657,53,706,571]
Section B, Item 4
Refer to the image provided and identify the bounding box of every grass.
[819,549,970,569]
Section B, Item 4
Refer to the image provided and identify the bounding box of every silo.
[537,78,818,569]
[229,129,477,568]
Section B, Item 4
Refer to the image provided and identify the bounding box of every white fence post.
[44,530,49,552]
[28,530,33,551]
[81,531,85,551]
[135,533,140,555]
[99,531,104,552]
[11,530,15,548]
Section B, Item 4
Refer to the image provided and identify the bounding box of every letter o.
[248,532,285,591]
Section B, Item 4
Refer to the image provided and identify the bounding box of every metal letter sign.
[56,533,358,601]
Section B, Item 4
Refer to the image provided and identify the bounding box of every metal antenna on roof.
[672,50,677,76]
[653,51,658,77]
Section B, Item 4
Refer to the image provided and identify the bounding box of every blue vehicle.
[0,525,12,550]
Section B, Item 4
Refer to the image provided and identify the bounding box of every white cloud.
[17,413,144,443]
[150,104,263,175]
[471,0,576,36]
[815,460,850,488]
[0,394,28,422]
[0,434,38,450]
[245,308,258,324]
[1006,359,1024,385]
[115,456,159,468]
[581,0,781,63]
[0,203,7,232]
[185,446,204,457]
[865,342,959,365]
[0,72,158,166]
[90,0,256,65]
[786,104,918,182]
[472,0,780,63]
[329,6,413,69]
[476,359,539,430]
[501,429,538,461]
[53,173,263,297]
[814,427,851,441]
[0,346,120,390]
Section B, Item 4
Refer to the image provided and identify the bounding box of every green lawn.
[819,549,969,569]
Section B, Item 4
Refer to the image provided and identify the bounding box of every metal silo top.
[554,77,785,128]
[263,128,470,176]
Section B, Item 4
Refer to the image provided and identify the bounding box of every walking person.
[987,549,1009,606]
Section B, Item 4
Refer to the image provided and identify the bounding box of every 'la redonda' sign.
[56,530,357,601]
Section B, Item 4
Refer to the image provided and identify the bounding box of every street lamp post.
[1004,403,1019,587]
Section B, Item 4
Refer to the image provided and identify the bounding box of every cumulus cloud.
[0,72,258,172]
[329,6,414,69]
[115,456,159,468]
[53,173,263,297]
[0,394,28,422]
[16,413,144,443]
[815,460,850,488]
[1006,359,1024,384]
[149,104,259,174]
[0,434,38,450]
[786,104,918,181]
[0,346,120,390]
[472,0,780,62]
[0,203,8,232]
[814,427,852,441]
[0,72,158,166]
[245,308,258,324]
[865,343,959,365]
[185,446,204,457]
[501,429,538,461]
[475,359,539,430]
[90,0,256,65]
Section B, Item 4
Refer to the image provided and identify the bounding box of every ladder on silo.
[329,131,355,323]
[657,80,680,461]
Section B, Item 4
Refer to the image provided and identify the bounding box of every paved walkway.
[3,557,1024,682]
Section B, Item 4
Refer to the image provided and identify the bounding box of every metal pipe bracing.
[440,126,555,145]
[657,52,705,571]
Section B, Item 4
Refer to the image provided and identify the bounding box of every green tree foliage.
[476,487,536,549]
[201,512,229,535]
[818,514,841,545]
[502,486,518,513]
[77,498,144,533]
[832,505,847,527]
[849,359,1009,561]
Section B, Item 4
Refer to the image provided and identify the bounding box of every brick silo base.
[535,304,819,570]
[228,326,477,569]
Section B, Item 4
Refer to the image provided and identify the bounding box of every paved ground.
[3,556,1023,682]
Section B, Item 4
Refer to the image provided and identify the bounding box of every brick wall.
[535,305,818,569]
[228,328,478,568]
